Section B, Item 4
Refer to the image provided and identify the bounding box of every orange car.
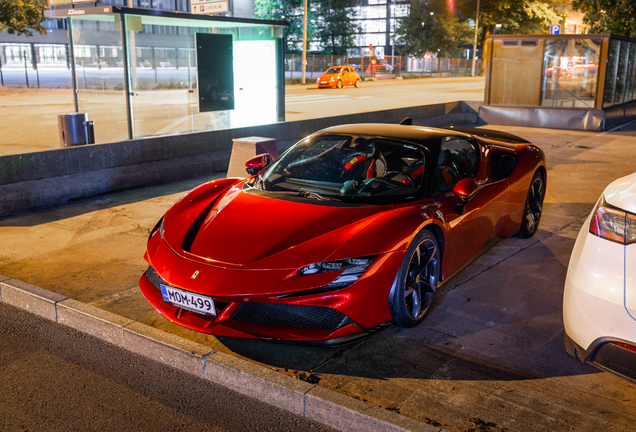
[318,65,361,89]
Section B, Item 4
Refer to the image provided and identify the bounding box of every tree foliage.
[255,0,315,53]
[0,0,47,36]
[572,0,636,38]
[313,0,361,55]
[395,0,473,57]
[255,0,360,55]
[396,0,564,58]
[461,0,565,35]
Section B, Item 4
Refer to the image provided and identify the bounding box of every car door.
[342,67,351,84]
[433,137,508,277]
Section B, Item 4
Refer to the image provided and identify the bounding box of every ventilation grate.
[231,302,353,330]
[145,266,164,288]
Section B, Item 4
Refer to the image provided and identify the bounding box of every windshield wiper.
[298,191,340,202]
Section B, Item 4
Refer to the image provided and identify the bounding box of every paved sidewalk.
[2,123,636,431]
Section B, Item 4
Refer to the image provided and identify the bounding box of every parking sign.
[550,25,561,35]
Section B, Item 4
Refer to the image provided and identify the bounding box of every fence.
[0,41,483,88]
[284,54,482,82]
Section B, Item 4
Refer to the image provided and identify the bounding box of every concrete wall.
[0,100,481,217]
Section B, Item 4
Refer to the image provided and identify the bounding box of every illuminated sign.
[191,0,228,14]
[48,0,97,6]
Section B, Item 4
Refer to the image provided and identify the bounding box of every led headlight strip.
[276,255,378,298]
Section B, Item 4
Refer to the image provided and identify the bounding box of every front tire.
[336,80,343,89]
[390,230,441,327]
[516,171,545,238]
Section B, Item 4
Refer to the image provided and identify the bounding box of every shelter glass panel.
[69,15,128,144]
[615,41,631,104]
[604,39,620,108]
[626,44,636,103]
[122,14,281,138]
[541,38,600,109]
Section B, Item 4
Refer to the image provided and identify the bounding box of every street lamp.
[470,0,480,77]
[301,0,308,84]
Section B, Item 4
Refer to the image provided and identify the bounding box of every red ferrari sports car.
[140,122,546,344]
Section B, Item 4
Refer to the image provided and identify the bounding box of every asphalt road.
[284,77,484,122]
[0,302,335,432]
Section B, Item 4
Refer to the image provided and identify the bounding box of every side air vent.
[182,197,220,252]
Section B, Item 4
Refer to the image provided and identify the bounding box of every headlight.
[296,255,377,289]
[589,196,636,244]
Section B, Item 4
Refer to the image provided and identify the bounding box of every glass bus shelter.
[45,6,287,144]
[481,33,636,130]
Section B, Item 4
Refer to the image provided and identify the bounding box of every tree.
[571,0,636,38]
[459,0,565,36]
[0,0,47,36]
[456,0,565,74]
[313,0,361,55]
[394,0,473,57]
[255,0,315,53]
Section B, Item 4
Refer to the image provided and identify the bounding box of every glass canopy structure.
[45,6,287,144]
[481,34,636,131]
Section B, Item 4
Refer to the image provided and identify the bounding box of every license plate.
[160,284,216,316]
[321,81,327,84]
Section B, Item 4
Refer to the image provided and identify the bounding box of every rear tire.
[354,79,361,88]
[516,171,545,238]
[390,230,440,327]
[336,80,343,89]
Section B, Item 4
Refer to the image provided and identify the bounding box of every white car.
[563,172,636,382]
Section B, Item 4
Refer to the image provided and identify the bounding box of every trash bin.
[58,113,92,147]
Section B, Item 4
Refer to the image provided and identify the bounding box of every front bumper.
[140,238,402,342]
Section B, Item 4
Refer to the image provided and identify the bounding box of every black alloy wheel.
[391,230,440,327]
[517,171,545,238]
[336,80,343,89]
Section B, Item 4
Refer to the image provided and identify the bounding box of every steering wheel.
[382,171,416,188]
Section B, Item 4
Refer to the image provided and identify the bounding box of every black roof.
[316,124,473,149]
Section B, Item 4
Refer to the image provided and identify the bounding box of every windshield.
[324,67,342,75]
[250,135,428,204]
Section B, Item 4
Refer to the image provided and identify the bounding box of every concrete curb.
[0,274,441,432]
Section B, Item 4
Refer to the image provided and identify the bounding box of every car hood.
[165,185,391,269]
[604,172,636,213]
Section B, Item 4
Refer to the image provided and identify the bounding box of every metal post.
[301,0,308,84]
[390,0,395,65]
[31,44,40,88]
[0,48,4,86]
[471,0,480,77]
[153,46,157,83]
[23,50,30,88]
[68,18,80,112]
[121,14,135,139]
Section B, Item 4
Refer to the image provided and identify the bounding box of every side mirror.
[245,153,272,176]
[453,178,479,215]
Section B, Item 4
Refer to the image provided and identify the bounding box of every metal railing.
[284,54,482,82]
